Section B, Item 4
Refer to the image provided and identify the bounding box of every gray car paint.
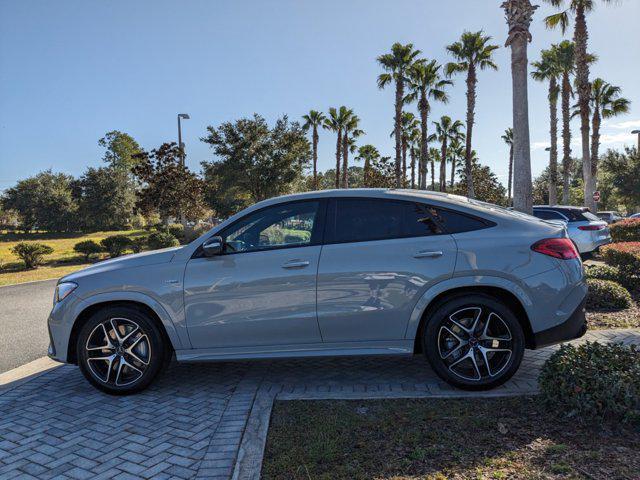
[48,189,586,364]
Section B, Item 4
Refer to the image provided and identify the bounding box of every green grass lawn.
[0,230,145,286]
[262,397,639,479]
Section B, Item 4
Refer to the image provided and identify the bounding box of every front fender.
[403,275,536,341]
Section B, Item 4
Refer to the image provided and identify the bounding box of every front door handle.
[282,260,310,269]
[413,250,443,259]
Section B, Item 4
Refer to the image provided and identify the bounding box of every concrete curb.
[0,356,62,395]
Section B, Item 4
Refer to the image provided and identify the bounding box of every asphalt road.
[0,279,56,373]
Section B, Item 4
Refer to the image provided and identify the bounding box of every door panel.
[317,236,457,342]
[184,246,322,348]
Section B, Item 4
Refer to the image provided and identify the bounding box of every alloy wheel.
[437,306,513,382]
[85,317,151,387]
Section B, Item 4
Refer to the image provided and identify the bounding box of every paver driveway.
[1,329,638,480]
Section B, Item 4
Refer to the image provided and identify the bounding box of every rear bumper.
[532,297,587,349]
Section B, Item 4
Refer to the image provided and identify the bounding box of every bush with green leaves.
[609,218,640,243]
[73,240,103,260]
[167,223,185,242]
[586,278,632,310]
[601,242,640,290]
[146,231,179,250]
[183,224,211,244]
[539,342,640,424]
[100,235,132,257]
[130,236,148,253]
[11,242,54,269]
[585,263,638,291]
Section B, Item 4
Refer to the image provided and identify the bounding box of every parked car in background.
[596,211,623,224]
[629,213,640,219]
[532,206,611,255]
[48,190,587,394]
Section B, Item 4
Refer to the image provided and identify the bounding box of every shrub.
[586,278,632,310]
[167,223,185,242]
[183,224,210,244]
[584,263,621,283]
[539,342,640,424]
[146,231,179,250]
[100,235,132,257]
[11,242,54,269]
[130,236,148,253]
[73,240,103,260]
[601,242,640,289]
[609,218,640,243]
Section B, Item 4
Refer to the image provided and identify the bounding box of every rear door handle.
[282,260,310,269]
[413,250,443,259]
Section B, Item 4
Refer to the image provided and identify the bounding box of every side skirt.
[175,340,414,362]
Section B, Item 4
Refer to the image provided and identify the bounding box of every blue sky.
[1,0,638,191]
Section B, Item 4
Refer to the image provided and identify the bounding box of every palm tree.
[544,0,618,211]
[377,43,421,187]
[408,126,421,188]
[501,128,514,204]
[531,48,561,205]
[588,78,630,183]
[449,136,465,188]
[406,59,452,189]
[356,144,380,187]
[552,41,576,204]
[446,31,499,198]
[342,114,364,188]
[502,0,537,214]
[434,116,464,192]
[302,110,326,190]
[323,106,351,188]
[428,146,440,190]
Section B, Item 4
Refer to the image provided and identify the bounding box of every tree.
[301,110,326,190]
[600,147,640,213]
[587,78,630,185]
[323,107,351,188]
[429,147,440,190]
[502,0,537,214]
[377,43,421,187]
[2,171,77,232]
[544,0,618,212]
[391,112,419,186]
[449,136,465,188]
[531,47,561,205]
[355,144,381,187]
[98,131,142,171]
[406,59,452,189]
[453,159,507,206]
[501,128,514,204]
[342,113,364,188]
[202,114,310,202]
[446,31,499,198]
[408,128,421,188]
[73,240,103,261]
[75,167,136,231]
[434,116,464,192]
[132,143,206,223]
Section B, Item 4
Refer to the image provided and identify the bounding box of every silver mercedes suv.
[48,189,587,394]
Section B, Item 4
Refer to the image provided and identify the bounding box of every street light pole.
[177,113,190,166]
[632,130,640,152]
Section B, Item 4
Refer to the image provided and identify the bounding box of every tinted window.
[533,209,565,221]
[431,208,492,234]
[403,203,445,236]
[220,201,320,253]
[332,198,404,243]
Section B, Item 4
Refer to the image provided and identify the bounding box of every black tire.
[422,293,525,391]
[77,305,167,395]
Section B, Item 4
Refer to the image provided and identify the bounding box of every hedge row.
[601,242,640,290]
[609,218,640,243]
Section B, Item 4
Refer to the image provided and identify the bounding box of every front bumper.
[532,297,587,349]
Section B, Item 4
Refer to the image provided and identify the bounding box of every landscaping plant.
[609,218,640,243]
[11,242,54,269]
[586,278,632,310]
[539,342,640,424]
[100,235,132,257]
[73,240,103,261]
[146,231,179,250]
[130,236,148,253]
[601,242,640,289]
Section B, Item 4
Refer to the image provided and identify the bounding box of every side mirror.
[202,236,224,257]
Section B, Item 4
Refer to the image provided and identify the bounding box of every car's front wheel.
[423,294,525,390]
[77,305,167,395]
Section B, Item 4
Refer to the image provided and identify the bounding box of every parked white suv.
[533,206,611,254]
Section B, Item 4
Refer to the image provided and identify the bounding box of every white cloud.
[604,119,640,130]
[532,141,550,150]
[599,132,636,144]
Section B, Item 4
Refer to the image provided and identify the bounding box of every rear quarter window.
[431,207,495,234]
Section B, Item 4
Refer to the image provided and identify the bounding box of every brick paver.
[0,329,637,479]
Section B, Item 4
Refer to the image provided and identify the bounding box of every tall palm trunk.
[410,148,416,188]
[548,77,559,205]
[419,93,429,189]
[335,130,342,189]
[341,134,349,188]
[574,5,594,211]
[394,77,404,188]
[561,73,571,204]
[507,144,513,204]
[364,158,371,187]
[590,102,601,182]
[450,155,456,188]
[464,67,476,198]
[439,139,447,192]
[431,157,435,190]
[312,126,319,189]
[401,135,408,187]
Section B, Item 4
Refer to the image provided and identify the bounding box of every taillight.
[578,225,605,231]
[531,238,579,260]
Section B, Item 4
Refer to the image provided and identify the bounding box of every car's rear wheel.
[77,305,167,395]
[423,294,525,390]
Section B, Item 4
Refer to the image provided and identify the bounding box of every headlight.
[55,282,78,304]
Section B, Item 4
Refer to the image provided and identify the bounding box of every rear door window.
[533,209,565,221]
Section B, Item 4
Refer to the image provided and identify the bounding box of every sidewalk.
[0,329,638,480]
